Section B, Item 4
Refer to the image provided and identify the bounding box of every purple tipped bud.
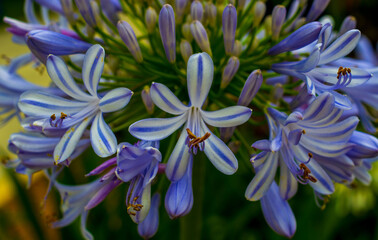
[74,0,100,28]
[176,0,189,23]
[238,69,263,106]
[220,127,235,142]
[221,56,240,89]
[191,0,204,21]
[165,158,193,219]
[117,20,143,63]
[60,0,75,25]
[306,0,331,22]
[182,23,193,42]
[222,4,237,55]
[272,5,286,41]
[205,2,217,27]
[145,7,158,33]
[142,86,155,114]
[253,1,266,27]
[26,30,91,63]
[180,40,193,64]
[190,20,212,55]
[159,4,176,63]
[338,16,357,38]
[138,193,160,239]
[268,21,322,55]
[232,40,242,57]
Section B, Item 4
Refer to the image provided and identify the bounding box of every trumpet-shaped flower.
[129,52,252,181]
[19,44,133,162]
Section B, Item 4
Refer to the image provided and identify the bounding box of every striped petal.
[279,160,298,200]
[46,55,93,101]
[90,112,117,157]
[307,159,335,195]
[187,53,214,108]
[318,30,361,65]
[54,115,95,163]
[245,151,278,201]
[311,67,372,88]
[201,120,238,175]
[318,23,332,52]
[19,90,88,118]
[261,182,296,238]
[302,92,334,122]
[82,44,105,97]
[150,82,188,115]
[165,127,191,181]
[99,88,133,113]
[201,106,252,127]
[129,113,187,141]
[10,132,60,153]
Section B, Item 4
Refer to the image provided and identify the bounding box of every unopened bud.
[142,86,155,114]
[145,7,158,33]
[272,5,286,41]
[190,20,212,56]
[191,0,203,21]
[221,56,240,89]
[238,70,263,106]
[176,0,189,23]
[159,4,176,63]
[338,16,356,38]
[182,23,193,42]
[180,40,193,64]
[253,1,266,27]
[232,40,242,57]
[222,4,237,55]
[205,2,217,27]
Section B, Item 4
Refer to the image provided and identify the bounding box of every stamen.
[301,129,306,134]
[186,128,211,153]
[50,112,68,127]
[336,66,352,87]
[127,196,144,216]
[299,163,317,183]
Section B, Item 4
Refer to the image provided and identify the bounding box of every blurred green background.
[0,0,378,239]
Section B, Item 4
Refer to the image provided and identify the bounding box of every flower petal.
[318,30,361,65]
[129,113,187,141]
[279,160,298,200]
[19,90,89,117]
[46,54,93,101]
[10,132,60,153]
[90,112,117,157]
[165,127,191,181]
[99,88,133,113]
[150,82,188,115]
[302,92,334,121]
[201,106,252,127]
[201,120,238,175]
[311,67,372,88]
[82,44,105,97]
[187,53,214,108]
[54,115,94,163]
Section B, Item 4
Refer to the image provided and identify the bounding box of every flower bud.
[228,140,241,153]
[142,86,155,114]
[159,4,176,63]
[220,127,235,142]
[26,30,91,64]
[306,0,331,22]
[182,23,193,42]
[232,40,242,57]
[222,4,237,55]
[176,0,189,23]
[205,2,217,27]
[271,83,284,104]
[338,16,356,38]
[145,7,158,33]
[138,193,160,239]
[272,5,286,41]
[165,157,193,219]
[117,20,143,63]
[237,0,247,11]
[180,40,193,64]
[191,0,203,21]
[35,0,64,14]
[268,22,322,55]
[74,0,100,28]
[238,69,263,106]
[221,56,240,89]
[253,1,266,27]
[190,20,212,56]
[127,179,152,224]
[60,0,76,25]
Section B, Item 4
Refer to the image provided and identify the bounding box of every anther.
[50,114,56,121]
[186,128,211,152]
[299,163,317,183]
[60,112,67,119]
[302,129,306,134]
[336,66,351,79]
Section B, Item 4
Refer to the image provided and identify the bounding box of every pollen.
[60,112,67,119]
[299,163,317,183]
[127,196,144,216]
[336,66,351,79]
[186,128,211,151]
[50,114,56,121]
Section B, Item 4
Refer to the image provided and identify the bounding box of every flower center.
[50,112,68,128]
[299,163,317,183]
[186,128,211,154]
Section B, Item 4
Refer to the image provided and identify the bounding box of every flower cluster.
[1,0,377,239]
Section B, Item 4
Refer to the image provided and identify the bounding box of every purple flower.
[159,4,176,63]
[222,4,237,55]
[271,5,286,41]
[118,20,143,63]
[138,193,161,239]
[129,53,252,181]
[19,45,133,162]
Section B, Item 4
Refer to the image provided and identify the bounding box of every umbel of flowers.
[1,0,377,239]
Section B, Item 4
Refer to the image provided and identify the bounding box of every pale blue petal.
[129,113,187,141]
[80,211,94,240]
[287,129,303,145]
[331,91,352,109]
[165,127,191,181]
[307,159,335,195]
[201,120,238,175]
[187,53,214,108]
[10,132,60,152]
[305,75,316,95]
[318,30,361,65]
[201,106,252,127]
[279,160,298,200]
[46,55,93,101]
[245,151,278,201]
[302,92,334,121]
[252,140,272,152]
[90,112,117,157]
[54,115,95,163]
[150,82,189,115]
[82,45,105,97]
[318,23,332,52]
[19,90,89,117]
[99,88,133,113]
[311,67,372,88]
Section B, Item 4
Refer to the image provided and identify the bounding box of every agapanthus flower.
[129,52,252,181]
[19,44,133,162]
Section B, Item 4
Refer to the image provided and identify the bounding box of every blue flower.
[129,52,252,181]
[138,193,161,239]
[19,44,133,162]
